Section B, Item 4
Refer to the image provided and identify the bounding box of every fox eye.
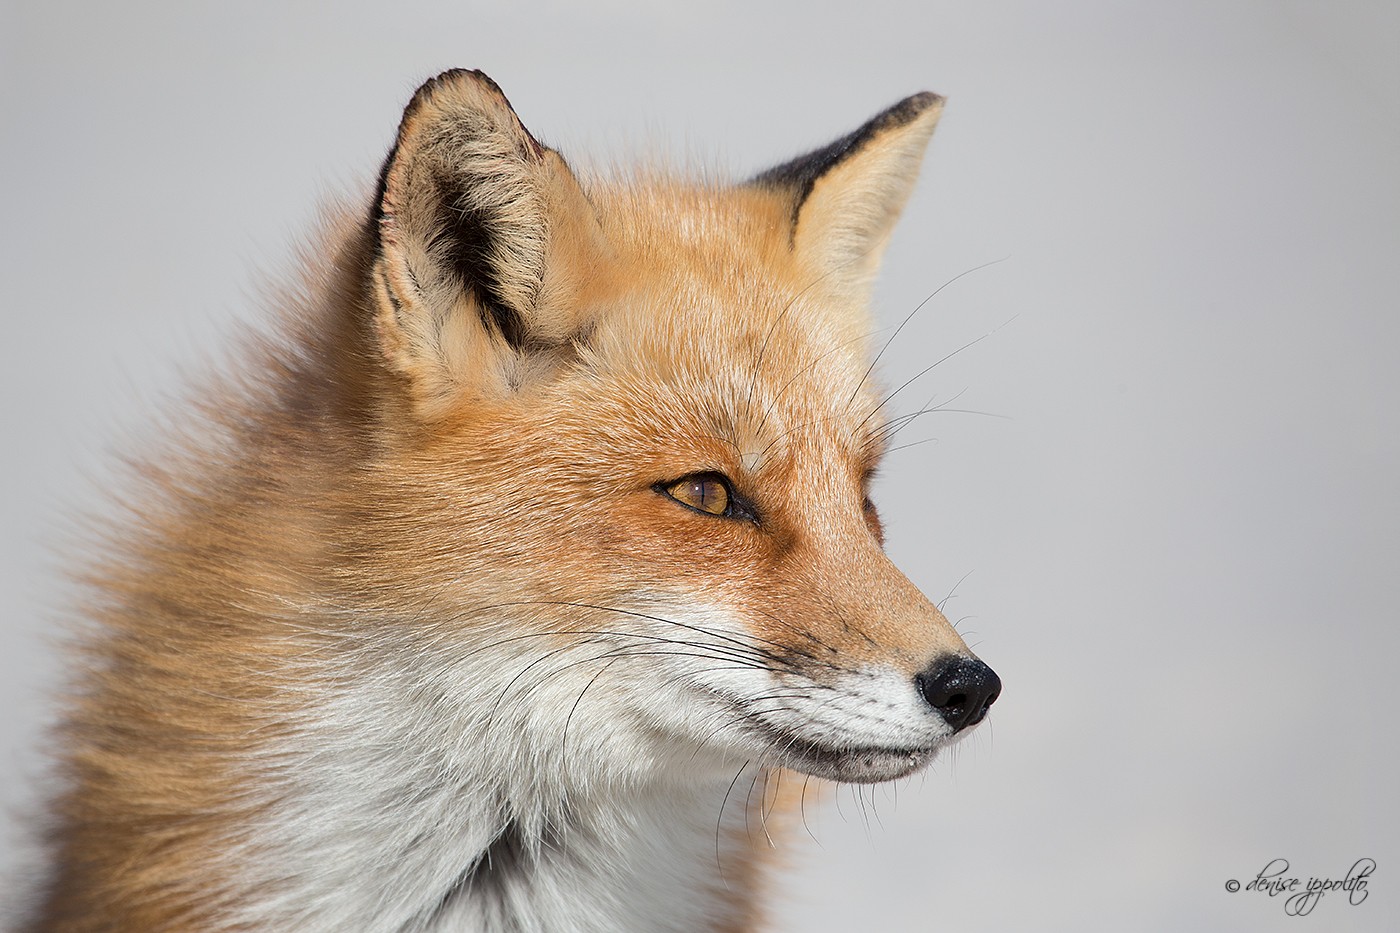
[660,473,732,517]
[863,495,885,544]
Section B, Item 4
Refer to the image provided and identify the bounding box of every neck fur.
[218,632,779,932]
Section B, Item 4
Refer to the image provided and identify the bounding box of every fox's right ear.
[753,93,943,307]
[368,69,607,418]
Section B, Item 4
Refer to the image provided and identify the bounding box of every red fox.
[24,70,1000,932]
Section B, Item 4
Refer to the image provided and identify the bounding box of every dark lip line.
[698,688,942,770]
[745,717,937,765]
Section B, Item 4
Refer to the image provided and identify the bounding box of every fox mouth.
[749,723,939,784]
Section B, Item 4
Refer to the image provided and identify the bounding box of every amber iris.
[663,474,731,516]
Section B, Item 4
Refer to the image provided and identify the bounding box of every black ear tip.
[749,90,944,199]
[398,69,542,162]
[876,91,945,130]
[410,68,505,109]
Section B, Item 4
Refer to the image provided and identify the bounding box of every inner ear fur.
[370,69,606,414]
[752,92,944,303]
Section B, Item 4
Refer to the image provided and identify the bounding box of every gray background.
[3,1,1397,930]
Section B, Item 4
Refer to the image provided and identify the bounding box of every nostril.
[915,657,1001,732]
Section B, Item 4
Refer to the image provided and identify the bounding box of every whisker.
[715,762,752,887]
[868,387,971,445]
[742,769,769,848]
[756,330,876,436]
[845,257,1008,411]
[856,313,1019,434]
[466,621,779,674]
[883,436,939,456]
[745,253,875,420]
[523,600,794,664]
[486,636,777,733]
[938,570,974,613]
[799,774,821,846]
[761,767,783,840]
[867,783,886,832]
[561,659,618,762]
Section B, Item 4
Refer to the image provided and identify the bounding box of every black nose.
[915,657,1001,732]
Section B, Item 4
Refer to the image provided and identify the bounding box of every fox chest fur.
[25,70,999,932]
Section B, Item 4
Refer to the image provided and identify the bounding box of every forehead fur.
[562,175,884,463]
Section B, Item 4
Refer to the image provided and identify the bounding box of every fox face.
[355,70,999,787]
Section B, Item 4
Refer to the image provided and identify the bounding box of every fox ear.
[753,93,943,302]
[369,69,606,416]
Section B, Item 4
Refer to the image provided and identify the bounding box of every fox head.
[352,69,998,786]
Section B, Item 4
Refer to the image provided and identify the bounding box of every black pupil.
[695,480,718,509]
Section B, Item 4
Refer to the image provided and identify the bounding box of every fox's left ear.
[753,92,943,302]
[367,69,608,419]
